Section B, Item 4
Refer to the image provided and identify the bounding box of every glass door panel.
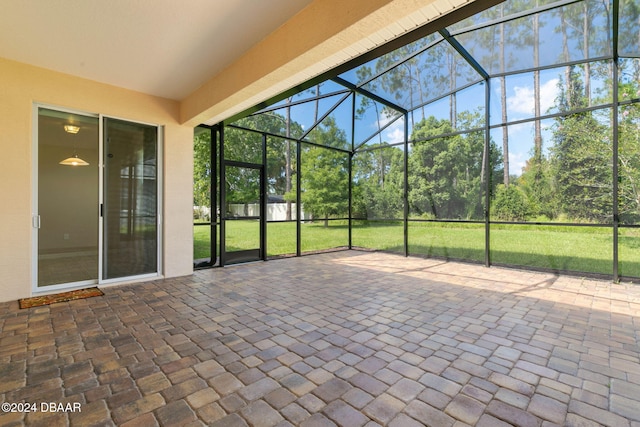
[224,164,263,264]
[37,108,99,287]
[103,118,158,279]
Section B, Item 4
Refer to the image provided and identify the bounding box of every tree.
[193,129,212,220]
[618,63,640,223]
[617,104,640,223]
[354,65,398,147]
[407,114,501,219]
[499,3,510,187]
[300,147,348,226]
[372,38,434,126]
[298,117,349,226]
[226,114,302,191]
[550,66,612,222]
[284,97,294,220]
[492,184,530,221]
[408,117,456,218]
[517,153,558,220]
[619,0,640,54]
[352,144,404,219]
[532,0,543,185]
[557,0,611,107]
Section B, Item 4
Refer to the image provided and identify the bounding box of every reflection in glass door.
[223,163,264,264]
[103,118,158,280]
[36,108,99,287]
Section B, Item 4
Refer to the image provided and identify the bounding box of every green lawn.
[193,223,215,261]
[193,221,350,259]
[194,221,640,278]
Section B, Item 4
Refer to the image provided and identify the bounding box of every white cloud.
[377,113,396,129]
[385,126,405,144]
[509,150,528,177]
[506,78,559,116]
[379,117,407,144]
[366,111,405,144]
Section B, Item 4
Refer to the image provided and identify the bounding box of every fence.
[195,203,309,221]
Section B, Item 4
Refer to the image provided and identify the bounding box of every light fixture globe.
[64,125,80,134]
[59,154,89,166]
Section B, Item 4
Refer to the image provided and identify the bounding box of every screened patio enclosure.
[194,0,640,282]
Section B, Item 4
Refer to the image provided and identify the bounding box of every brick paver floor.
[1,250,640,426]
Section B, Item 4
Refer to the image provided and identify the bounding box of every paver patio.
[1,250,640,426]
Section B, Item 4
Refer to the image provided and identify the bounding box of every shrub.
[492,184,530,221]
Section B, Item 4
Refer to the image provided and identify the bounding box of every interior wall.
[38,143,99,251]
[0,57,194,302]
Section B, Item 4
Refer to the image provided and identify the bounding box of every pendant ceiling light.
[59,124,89,166]
[63,125,80,134]
[59,153,90,166]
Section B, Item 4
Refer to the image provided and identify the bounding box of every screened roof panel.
[451,0,612,76]
[361,38,482,112]
[228,0,623,158]
[291,80,350,104]
[354,116,406,151]
[337,57,381,88]
[619,0,640,57]
[316,95,353,150]
[338,33,442,87]
[244,93,349,140]
[409,83,487,136]
[354,93,403,148]
[303,95,353,151]
[267,80,349,110]
[447,0,560,33]
[233,112,298,139]
[552,0,612,61]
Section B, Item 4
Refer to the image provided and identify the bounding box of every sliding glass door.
[35,107,160,289]
[36,108,100,287]
[103,118,158,280]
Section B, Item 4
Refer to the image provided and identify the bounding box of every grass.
[194,220,640,278]
[193,223,215,260]
[193,221,350,259]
